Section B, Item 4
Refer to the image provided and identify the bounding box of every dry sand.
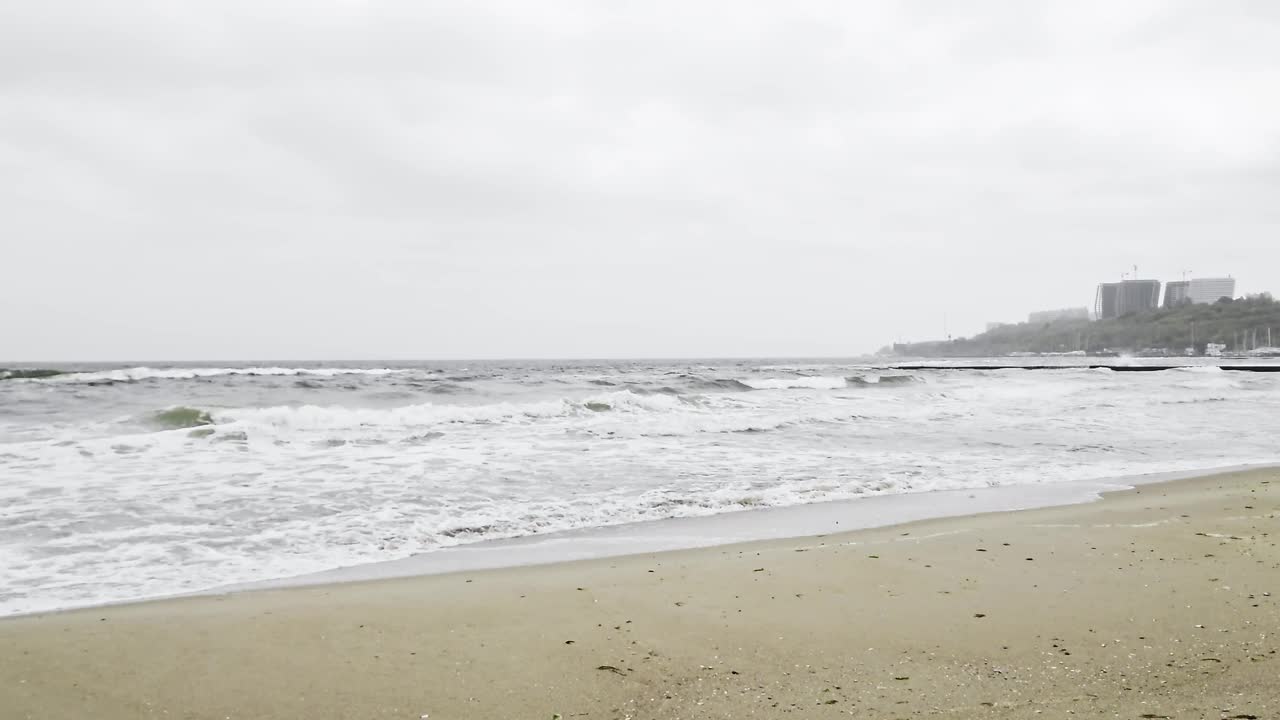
[2,469,1278,719]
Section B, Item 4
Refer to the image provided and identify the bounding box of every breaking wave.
[740,373,922,390]
[147,406,216,430]
[0,368,67,381]
[424,382,472,395]
[741,376,851,390]
[25,367,403,384]
[847,374,920,387]
[214,390,689,432]
[683,377,754,392]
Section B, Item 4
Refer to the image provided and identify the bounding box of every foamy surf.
[740,376,850,390]
[10,366,405,384]
[1,358,1278,616]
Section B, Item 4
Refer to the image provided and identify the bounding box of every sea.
[2,358,1278,616]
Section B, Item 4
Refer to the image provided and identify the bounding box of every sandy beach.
[2,468,1277,719]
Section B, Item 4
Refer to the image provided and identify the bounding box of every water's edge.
[16,461,1269,620]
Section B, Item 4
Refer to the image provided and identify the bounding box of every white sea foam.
[30,366,404,384]
[740,376,850,390]
[214,390,689,434]
[1,360,1278,616]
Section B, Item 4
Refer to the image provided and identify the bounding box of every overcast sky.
[2,1,1278,361]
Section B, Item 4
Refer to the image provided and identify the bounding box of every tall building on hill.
[1164,280,1190,308]
[1187,277,1236,305]
[1120,279,1162,316]
[1028,308,1090,324]
[1095,283,1120,319]
[1164,277,1235,307]
[1095,279,1161,319]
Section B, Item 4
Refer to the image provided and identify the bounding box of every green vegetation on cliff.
[895,294,1280,357]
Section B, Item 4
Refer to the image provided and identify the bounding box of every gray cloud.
[2,1,1278,360]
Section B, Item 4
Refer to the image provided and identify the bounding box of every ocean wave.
[741,376,850,390]
[0,368,67,381]
[656,373,919,393]
[215,390,689,432]
[147,406,215,430]
[25,367,404,384]
[874,374,919,385]
[424,383,472,395]
[684,377,755,392]
[846,374,919,387]
[629,385,683,396]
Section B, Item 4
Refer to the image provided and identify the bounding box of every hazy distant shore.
[3,467,1277,719]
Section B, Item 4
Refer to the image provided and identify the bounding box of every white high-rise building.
[1185,277,1236,305]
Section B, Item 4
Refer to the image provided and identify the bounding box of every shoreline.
[3,467,1278,718]
[6,462,1278,620]
[217,462,1275,591]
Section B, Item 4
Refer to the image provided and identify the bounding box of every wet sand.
[2,469,1277,719]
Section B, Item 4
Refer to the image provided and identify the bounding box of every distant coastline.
[892,293,1280,358]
